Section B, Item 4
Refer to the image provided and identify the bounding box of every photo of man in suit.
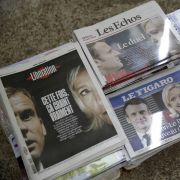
[89,41,124,76]
[6,87,47,172]
[123,98,152,151]
[88,41,130,83]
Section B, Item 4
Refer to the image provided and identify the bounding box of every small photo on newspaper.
[74,1,180,87]
[108,64,180,157]
[0,43,124,179]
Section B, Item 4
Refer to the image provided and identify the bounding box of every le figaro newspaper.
[74,1,180,88]
[108,64,180,158]
[0,42,125,180]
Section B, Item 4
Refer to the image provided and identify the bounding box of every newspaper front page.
[0,42,125,180]
[74,1,180,88]
[108,64,180,158]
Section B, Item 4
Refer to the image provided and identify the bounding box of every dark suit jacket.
[129,135,144,152]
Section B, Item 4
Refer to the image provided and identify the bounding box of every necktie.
[143,134,151,146]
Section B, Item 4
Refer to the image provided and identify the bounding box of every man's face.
[125,103,152,133]
[9,92,46,160]
[74,69,111,124]
[168,87,180,113]
[93,42,123,75]
[145,23,163,46]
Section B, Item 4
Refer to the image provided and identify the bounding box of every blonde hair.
[67,65,107,131]
[162,83,180,118]
[144,17,164,33]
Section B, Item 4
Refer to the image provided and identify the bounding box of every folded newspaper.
[74,1,180,89]
[0,1,180,180]
[108,64,180,160]
[56,148,128,180]
[0,42,125,180]
[168,9,180,34]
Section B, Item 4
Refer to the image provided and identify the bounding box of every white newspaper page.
[168,9,180,34]
[74,1,180,88]
[0,42,125,180]
[55,147,128,180]
[0,94,21,158]
[108,64,180,158]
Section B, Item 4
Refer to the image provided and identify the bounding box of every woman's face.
[168,87,180,113]
[73,69,111,123]
[145,22,163,46]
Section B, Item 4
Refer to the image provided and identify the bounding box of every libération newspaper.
[0,42,125,180]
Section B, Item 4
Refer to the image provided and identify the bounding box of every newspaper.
[74,1,180,89]
[104,56,180,95]
[0,93,29,179]
[168,9,180,34]
[55,148,128,180]
[108,64,180,158]
[0,95,20,158]
[122,9,180,167]
[0,42,125,180]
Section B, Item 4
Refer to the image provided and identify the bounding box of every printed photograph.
[109,69,180,152]
[1,50,117,172]
[87,16,180,85]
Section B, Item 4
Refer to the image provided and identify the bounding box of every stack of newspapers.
[0,1,180,179]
